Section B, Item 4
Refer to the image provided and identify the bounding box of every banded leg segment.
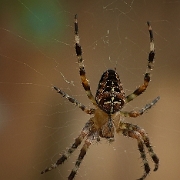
[119,122,159,178]
[68,140,91,180]
[125,22,155,103]
[41,120,93,175]
[137,128,159,171]
[41,132,85,174]
[74,15,97,106]
[54,86,95,114]
[121,96,160,118]
[122,128,150,180]
[68,120,96,179]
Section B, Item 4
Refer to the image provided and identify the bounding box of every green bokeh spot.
[18,1,67,45]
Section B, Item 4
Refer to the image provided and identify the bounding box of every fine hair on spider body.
[41,14,159,180]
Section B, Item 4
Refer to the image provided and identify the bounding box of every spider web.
[0,0,180,180]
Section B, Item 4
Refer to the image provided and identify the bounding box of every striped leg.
[122,127,150,180]
[41,133,85,174]
[121,96,160,118]
[41,120,93,175]
[54,86,95,114]
[68,139,91,180]
[125,22,155,103]
[74,15,97,106]
[137,128,159,171]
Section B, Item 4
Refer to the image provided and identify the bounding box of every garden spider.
[41,15,159,180]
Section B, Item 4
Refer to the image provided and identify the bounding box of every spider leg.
[136,127,159,172]
[125,22,155,103]
[121,96,160,118]
[41,119,93,175]
[119,123,151,180]
[54,86,95,114]
[74,14,97,106]
[68,137,92,180]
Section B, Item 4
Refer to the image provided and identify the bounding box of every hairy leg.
[116,122,158,180]
[125,22,155,103]
[68,139,91,180]
[136,127,159,171]
[41,119,93,175]
[121,96,160,118]
[74,15,97,106]
[54,86,95,114]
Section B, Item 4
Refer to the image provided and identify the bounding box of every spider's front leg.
[74,14,97,106]
[125,22,155,103]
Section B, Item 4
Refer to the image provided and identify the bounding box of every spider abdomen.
[95,69,125,114]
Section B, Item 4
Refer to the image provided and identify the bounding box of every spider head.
[95,69,125,114]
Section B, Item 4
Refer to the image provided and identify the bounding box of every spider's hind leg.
[41,131,86,175]
[68,120,100,179]
[118,123,151,180]
[41,119,93,175]
[68,138,92,180]
[137,128,159,172]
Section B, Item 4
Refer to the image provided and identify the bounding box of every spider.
[41,15,159,180]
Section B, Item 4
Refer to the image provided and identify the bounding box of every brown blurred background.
[0,0,180,180]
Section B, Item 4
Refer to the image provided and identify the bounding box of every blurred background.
[0,0,180,180]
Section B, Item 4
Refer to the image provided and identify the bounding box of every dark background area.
[0,1,180,180]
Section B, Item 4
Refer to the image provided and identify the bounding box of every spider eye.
[95,69,125,114]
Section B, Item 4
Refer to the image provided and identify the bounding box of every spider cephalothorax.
[41,15,159,180]
[95,69,125,114]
